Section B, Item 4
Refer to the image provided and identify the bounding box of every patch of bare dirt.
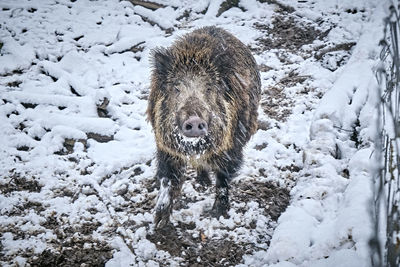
[28,241,113,267]
[0,171,114,266]
[147,222,252,266]
[260,69,315,122]
[232,180,290,221]
[261,86,292,122]
[253,15,328,52]
[25,210,113,266]
[0,172,42,194]
[146,178,290,266]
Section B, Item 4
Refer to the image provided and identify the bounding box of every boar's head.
[148,47,232,158]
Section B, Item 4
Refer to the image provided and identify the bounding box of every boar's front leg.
[212,170,231,218]
[196,166,211,186]
[154,150,184,228]
[212,151,243,218]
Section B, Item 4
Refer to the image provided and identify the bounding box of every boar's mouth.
[172,127,212,156]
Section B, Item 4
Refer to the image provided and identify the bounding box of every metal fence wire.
[371,1,400,267]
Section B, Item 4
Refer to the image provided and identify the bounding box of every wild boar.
[147,26,261,228]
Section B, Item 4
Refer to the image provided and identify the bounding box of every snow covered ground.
[0,0,389,266]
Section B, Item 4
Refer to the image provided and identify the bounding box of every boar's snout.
[182,116,208,137]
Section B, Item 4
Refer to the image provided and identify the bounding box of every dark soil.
[232,181,290,221]
[0,172,42,194]
[261,86,293,122]
[252,15,328,52]
[148,222,252,266]
[0,172,114,266]
[28,242,113,267]
[146,177,290,266]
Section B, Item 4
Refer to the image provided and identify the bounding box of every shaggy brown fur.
[147,26,261,228]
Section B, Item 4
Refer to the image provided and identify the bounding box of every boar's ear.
[151,48,172,79]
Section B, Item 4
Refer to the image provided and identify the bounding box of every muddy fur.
[147,26,261,227]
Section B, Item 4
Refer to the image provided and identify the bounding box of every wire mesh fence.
[372,1,400,266]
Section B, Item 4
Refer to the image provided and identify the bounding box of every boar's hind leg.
[154,151,184,228]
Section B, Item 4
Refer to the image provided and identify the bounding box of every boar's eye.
[207,88,212,93]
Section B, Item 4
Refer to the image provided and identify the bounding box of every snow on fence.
[372,1,400,266]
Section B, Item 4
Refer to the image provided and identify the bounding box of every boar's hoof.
[154,207,172,229]
[211,195,230,218]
